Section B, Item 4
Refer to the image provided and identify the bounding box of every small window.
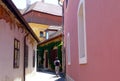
[25,45,28,68]
[13,39,20,68]
[67,33,71,65]
[46,31,49,39]
[77,0,87,64]
[40,31,44,37]
[33,50,35,67]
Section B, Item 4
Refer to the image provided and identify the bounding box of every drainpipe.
[23,33,29,81]
[62,3,66,77]
[58,0,66,77]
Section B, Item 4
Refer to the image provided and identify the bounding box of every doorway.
[44,51,48,68]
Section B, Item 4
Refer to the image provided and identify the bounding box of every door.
[45,52,48,68]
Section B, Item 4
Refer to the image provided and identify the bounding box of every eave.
[2,0,40,43]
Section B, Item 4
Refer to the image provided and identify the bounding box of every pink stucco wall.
[0,19,37,81]
[64,0,120,81]
[64,0,79,81]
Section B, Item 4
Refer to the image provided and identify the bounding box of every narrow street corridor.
[2,0,120,81]
[0,0,64,81]
[26,71,65,81]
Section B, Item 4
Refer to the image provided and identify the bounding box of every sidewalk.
[26,71,65,81]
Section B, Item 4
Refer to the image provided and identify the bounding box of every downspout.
[62,3,66,77]
[58,0,66,77]
[23,33,29,81]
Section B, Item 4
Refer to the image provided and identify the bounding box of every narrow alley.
[2,0,120,81]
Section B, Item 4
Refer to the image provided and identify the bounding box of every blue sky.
[12,0,58,9]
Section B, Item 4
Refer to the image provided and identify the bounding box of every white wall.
[0,19,25,81]
[25,39,38,81]
[0,19,38,81]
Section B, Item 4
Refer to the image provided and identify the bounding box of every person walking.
[54,57,60,77]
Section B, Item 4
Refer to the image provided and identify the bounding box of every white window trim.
[77,0,87,64]
[67,33,71,65]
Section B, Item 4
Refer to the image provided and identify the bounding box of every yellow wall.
[29,23,49,41]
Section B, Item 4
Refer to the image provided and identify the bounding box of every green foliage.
[37,41,63,70]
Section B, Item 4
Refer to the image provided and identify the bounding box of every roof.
[25,1,62,16]
[23,10,62,25]
[38,26,63,46]
[38,33,63,46]
[2,0,40,43]
[46,26,62,39]
[49,30,62,39]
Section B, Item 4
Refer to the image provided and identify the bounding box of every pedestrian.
[54,57,60,77]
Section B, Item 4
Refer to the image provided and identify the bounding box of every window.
[25,45,28,68]
[67,33,71,65]
[33,50,35,67]
[40,31,44,37]
[46,31,49,39]
[13,39,20,68]
[77,0,87,64]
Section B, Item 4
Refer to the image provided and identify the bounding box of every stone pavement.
[26,71,65,81]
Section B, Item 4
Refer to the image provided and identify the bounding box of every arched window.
[77,0,87,64]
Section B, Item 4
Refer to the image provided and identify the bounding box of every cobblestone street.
[26,71,65,81]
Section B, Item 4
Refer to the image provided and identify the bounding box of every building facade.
[0,0,39,81]
[38,33,63,71]
[23,1,62,42]
[64,0,120,81]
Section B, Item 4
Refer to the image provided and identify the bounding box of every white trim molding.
[77,0,87,64]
